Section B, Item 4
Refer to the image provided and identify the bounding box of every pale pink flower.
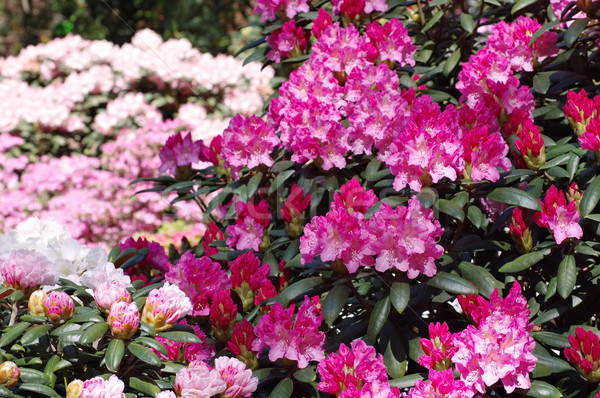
[0,249,57,290]
[108,301,140,340]
[214,357,258,397]
[221,114,280,178]
[164,252,230,316]
[156,392,176,398]
[174,361,227,398]
[94,280,131,314]
[158,131,205,175]
[253,296,325,368]
[43,291,75,326]
[534,185,583,244]
[368,198,444,278]
[80,375,125,398]
[141,282,193,332]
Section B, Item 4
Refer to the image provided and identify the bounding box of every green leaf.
[282,55,311,64]
[383,338,407,379]
[580,174,600,217]
[322,285,350,327]
[526,380,563,398]
[157,331,201,344]
[565,18,590,47]
[20,324,53,346]
[533,344,572,374]
[426,272,478,294]
[390,282,410,315]
[293,367,316,383]
[467,206,486,229]
[233,37,266,57]
[389,373,425,389]
[105,338,125,372]
[567,153,580,182]
[242,47,266,66]
[0,322,31,348]
[18,315,46,324]
[435,199,464,221]
[128,343,162,367]
[487,187,541,211]
[135,337,168,356]
[268,170,295,195]
[367,296,391,344]
[557,255,577,299]
[443,48,461,77]
[269,377,293,398]
[246,172,263,199]
[529,20,561,46]
[499,249,550,273]
[274,277,324,306]
[511,0,537,14]
[422,9,443,33]
[458,262,503,298]
[533,73,551,94]
[129,377,161,397]
[18,384,59,397]
[19,368,49,385]
[80,321,108,344]
[460,13,474,33]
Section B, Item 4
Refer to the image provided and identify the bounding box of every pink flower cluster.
[453,282,536,394]
[152,319,215,363]
[254,0,309,22]
[226,200,272,251]
[301,179,444,278]
[534,185,583,244]
[404,369,474,398]
[252,295,325,368]
[317,339,400,397]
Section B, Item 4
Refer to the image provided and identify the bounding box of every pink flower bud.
[210,290,237,343]
[28,290,47,317]
[94,281,131,314]
[0,361,19,388]
[108,302,140,340]
[141,282,192,332]
[43,291,75,326]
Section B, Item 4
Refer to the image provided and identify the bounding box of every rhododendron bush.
[3,0,600,397]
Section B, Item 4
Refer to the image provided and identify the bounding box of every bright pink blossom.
[80,375,125,398]
[153,319,215,362]
[226,200,271,251]
[230,251,271,292]
[214,356,258,398]
[514,119,546,170]
[333,178,378,215]
[404,369,475,398]
[254,0,309,22]
[120,237,169,280]
[267,20,309,63]
[565,327,600,381]
[534,185,583,244]
[221,114,280,178]
[158,131,204,175]
[312,9,333,39]
[457,293,491,325]
[580,119,600,151]
[210,289,238,342]
[368,198,444,278]
[509,207,533,253]
[452,282,537,394]
[281,184,311,223]
[311,23,371,75]
[164,252,230,316]
[228,319,258,369]
[461,125,511,181]
[201,221,225,258]
[365,19,416,66]
[564,89,600,136]
[252,295,325,368]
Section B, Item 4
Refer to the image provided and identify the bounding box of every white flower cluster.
[0,217,130,290]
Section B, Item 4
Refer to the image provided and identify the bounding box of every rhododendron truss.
[534,185,583,244]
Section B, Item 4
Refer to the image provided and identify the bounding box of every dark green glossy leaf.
[580,174,600,217]
[20,324,52,345]
[129,377,162,396]
[487,187,541,211]
[0,323,31,348]
[533,73,551,94]
[565,18,590,47]
[19,368,49,385]
[246,172,263,199]
[18,315,45,324]
[498,249,550,273]
[422,9,443,33]
[529,20,561,46]
[435,199,464,221]
[443,48,461,77]
[526,380,563,398]
[157,331,201,344]
[80,322,108,344]
[268,170,295,195]
[460,13,474,33]
[274,277,324,306]
[511,0,536,14]
[389,373,425,389]
[18,384,59,397]
[293,367,316,383]
[426,272,477,294]
[367,296,391,344]
[383,338,406,379]
[458,262,503,298]
[269,377,293,398]
[128,343,162,367]
[557,255,577,299]
[533,344,572,374]
[135,336,168,356]
[105,338,125,372]
[322,285,350,327]
[390,282,410,315]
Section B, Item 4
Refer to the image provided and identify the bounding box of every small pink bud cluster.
[509,207,533,254]
[230,251,270,311]
[404,369,474,398]
[281,184,311,238]
[534,185,583,244]
[43,291,75,326]
[152,319,215,363]
[317,339,400,397]
[141,282,192,332]
[565,327,600,382]
[202,222,225,259]
[266,20,309,63]
[564,89,600,137]
[210,290,238,343]
[418,322,456,371]
[228,319,259,370]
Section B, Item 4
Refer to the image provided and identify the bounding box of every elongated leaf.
[20,324,53,346]
[511,0,536,14]
[270,377,293,398]
[128,343,162,367]
[274,277,324,306]
[443,48,461,77]
[0,322,31,348]
[580,174,600,217]
[533,344,572,373]
[458,262,503,298]
[565,18,590,47]
[367,296,391,344]
[294,367,316,383]
[526,380,563,398]
[19,368,49,384]
[529,20,561,46]
[157,331,201,344]
[487,187,541,211]
[460,13,474,33]
[390,282,410,315]
[268,170,295,195]
[499,249,550,273]
[129,377,161,396]
[19,384,59,397]
[557,255,577,299]
[426,272,477,294]
[246,172,263,199]
[422,9,443,33]
[135,336,168,356]
[322,285,350,326]
[389,373,425,389]
[105,338,125,372]
[384,338,407,379]
[435,199,464,221]
[80,322,108,344]
[533,332,570,348]
[533,73,551,94]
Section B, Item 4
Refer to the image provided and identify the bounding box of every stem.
[9,301,18,326]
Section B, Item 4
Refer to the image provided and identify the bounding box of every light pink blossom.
[80,375,125,398]
[214,356,258,397]
[141,282,193,332]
